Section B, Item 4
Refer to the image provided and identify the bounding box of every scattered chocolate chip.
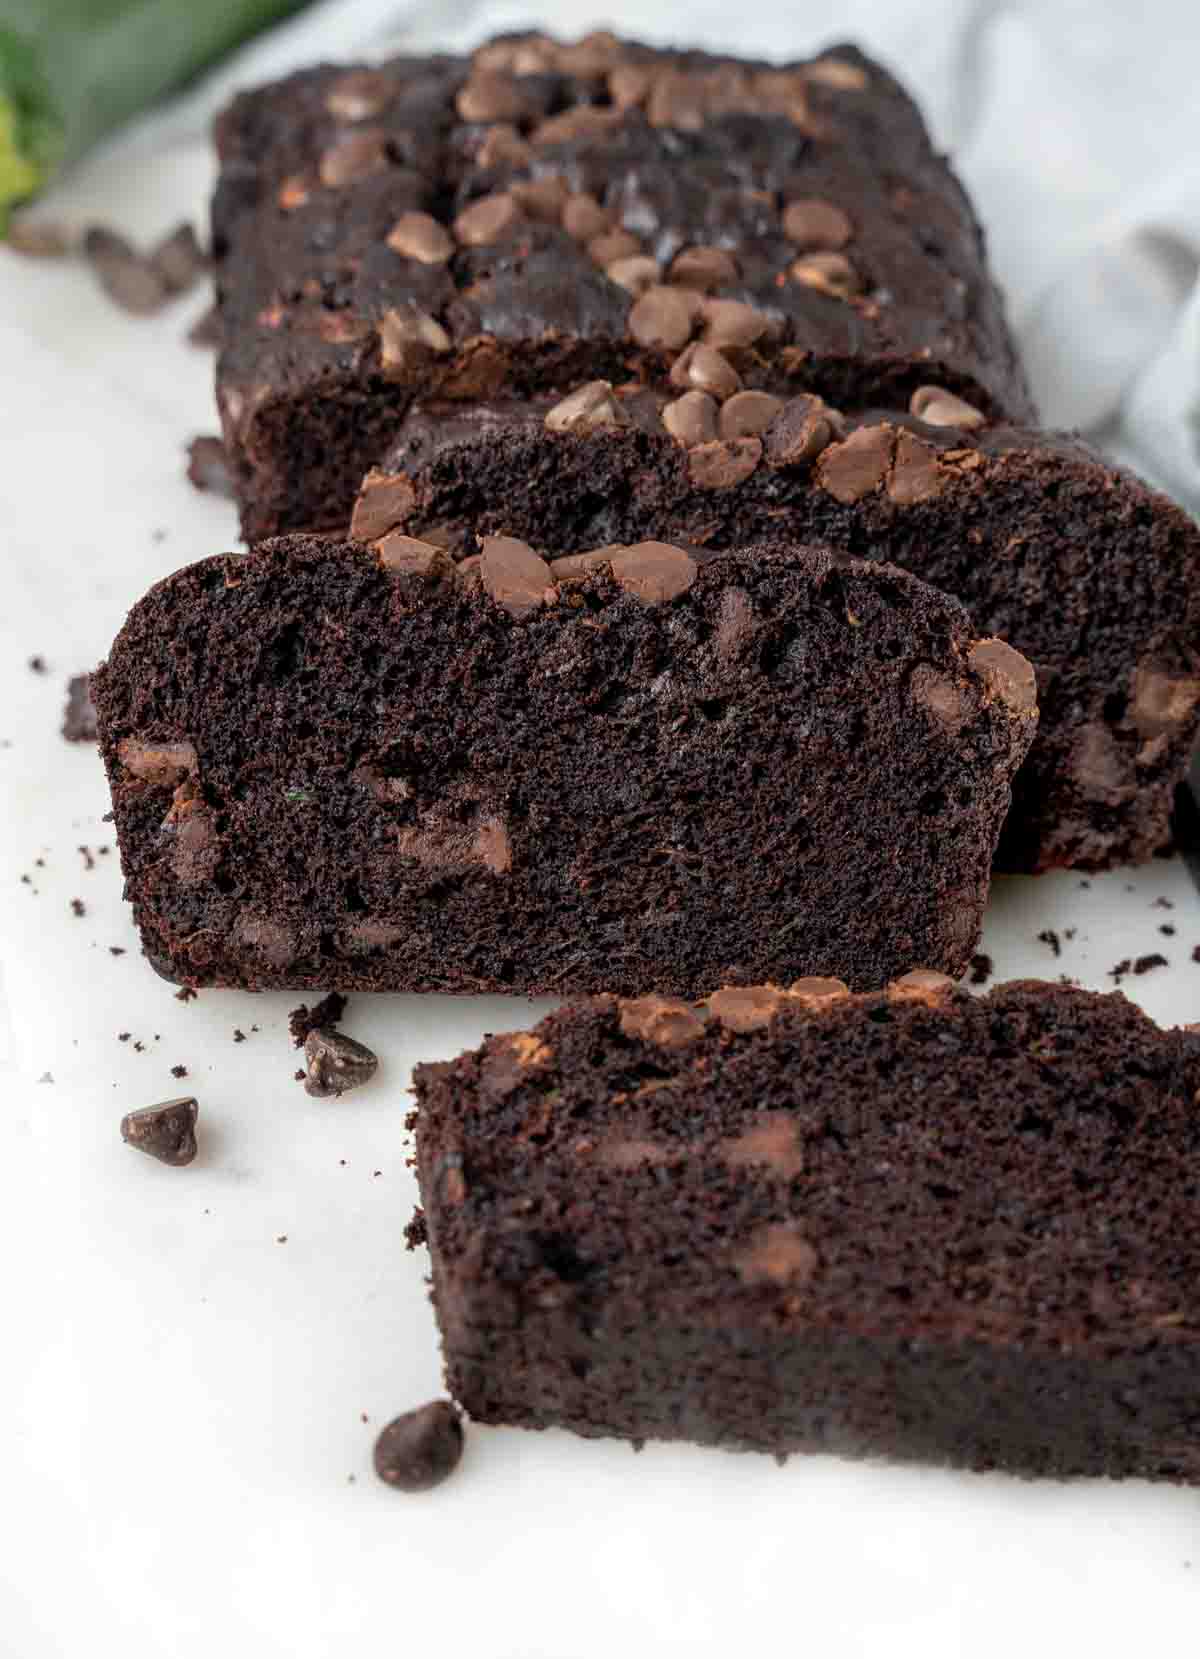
[782,198,853,250]
[687,435,763,490]
[453,192,522,246]
[6,217,77,258]
[609,543,698,606]
[790,250,861,298]
[668,342,741,400]
[186,435,235,496]
[289,991,348,1047]
[149,223,206,294]
[628,285,697,351]
[1161,924,1177,936]
[719,390,785,438]
[109,947,125,956]
[187,305,222,348]
[70,898,85,917]
[662,389,718,446]
[62,675,98,742]
[120,1097,198,1166]
[909,386,986,430]
[303,1028,379,1098]
[373,1401,463,1492]
[543,380,624,434]
[480,535,554,618]
[1038,929,1061,957]
[170,1064,188,1079]
[233,1028,246,1042]
[385,211,454,264]
[319,129,388,188]
[968,952,993,985]
[83,226,168,315]
[1134,953,1169,976]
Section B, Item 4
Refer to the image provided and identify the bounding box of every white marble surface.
[3,4,1200,1654]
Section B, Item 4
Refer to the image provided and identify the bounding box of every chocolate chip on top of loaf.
[212,31,1032,540]
[93,535,1033,994]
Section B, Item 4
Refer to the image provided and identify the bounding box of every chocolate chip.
[561,193,612,241]
[754,69,815,127]
[888,431,949,504]
[719,390,785,438]
[480,535,554,618]
[909,386,986,430]
[318,129,388,188]
[512,175,571,223]
[83,227,167,316]
[805,56,870,91]
[351,469,417,541]
[609,543,699,606]
[790,251,861,299]
[544,380,625,434]
[605,254,661,295]
[817,424,895,502]
[120,1097,198,1166]
[117,738,197,784]
[619,994,705,1047]
[62,675,98,743]
[378,306,451,379]
[375,533,453,584]
[588,227,642,266]
[699,297,769,348]
[149,223,206,294]
[707,985,785,1031]
[548,547,623,580]
[325,70,392,121]
[662,389,719,446]
[782,198,853,250]
[722,1113,805,1178]
[668,245,739,292]
[304,1028,379,1098]
[453,192,522,246]
[736,1225,818,1286]
[554,31,621,75]
[763,395,836,468]
[888,969,957,1000]
[910,664,974,733]
[385,212,454,264]
[476,124,531,169]
[668,342,741,400]
[687,436,763,490]
[374,1401,463,1492]
[788,976,851,1005]
[455,71,534,124]
[646,68,707,131]
[533,105,622,145]
[628,285,697,351]
[969,638,1038,718]
[186,435,234,497]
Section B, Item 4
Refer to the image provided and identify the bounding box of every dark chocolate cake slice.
[358,402,1200,872]
[92,535,1034,993]
[412,977,1200,1480]
[212,31,1033,540]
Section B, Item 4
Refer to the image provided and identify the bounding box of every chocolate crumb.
[118,1032,131,1042]
[1110,958,1132,984]
[84,225,168,315]
[78,845,95,871]
[170,1064,188,1079]
[34,857,45,868]
[233,1028,246,1043]
[1134,953,1168,975]
[28,656,47,674]
[186,435,235,496]
[968,953,992,985]
[62,675,98,742]
[405,1208,428,1249]
[1153,897,1175,910]
[37,1071,54,1084]
[373,1401,463,1492]
[303,1028,379,1098]
[175,986,197,1003]
[1037,929,1061,957]
[109,946,125,956]
[289,991,347,1047]
[149,222,207,295]
[276,1234,288,1244]
[294,1069,306,1082]
[1160,924,1176,936]
[133,1041,145,1053]
[70,898,85,917]
[1064,928,1077,941]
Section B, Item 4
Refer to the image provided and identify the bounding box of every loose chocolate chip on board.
[385,212,454,264]
[480,536,555,618]
[303,1028,379,1097]
[782,198,853,250]
[149,223,207,294]
[186,435,235,497]
[374,1402,463,1492]
[83,227,167,315]
[120,1097,199,1166]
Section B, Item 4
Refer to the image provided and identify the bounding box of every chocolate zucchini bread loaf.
[412,978,1200,1479]
[211,31,1034,541]
[92,535,1034,994]
[358,405,1200,872]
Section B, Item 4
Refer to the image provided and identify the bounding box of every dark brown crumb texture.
[412,977,1200,1479]
[212,31,1033,540]
[92,534,1034,994]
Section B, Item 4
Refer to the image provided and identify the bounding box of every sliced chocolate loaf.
[92,536,1034,993]
[358,403,1200,872]
[413,978,1200,1479]
[212,31,1033,540]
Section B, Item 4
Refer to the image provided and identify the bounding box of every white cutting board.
[3,81,1200,1659]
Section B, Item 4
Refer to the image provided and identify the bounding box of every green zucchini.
[0,0,314,233]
